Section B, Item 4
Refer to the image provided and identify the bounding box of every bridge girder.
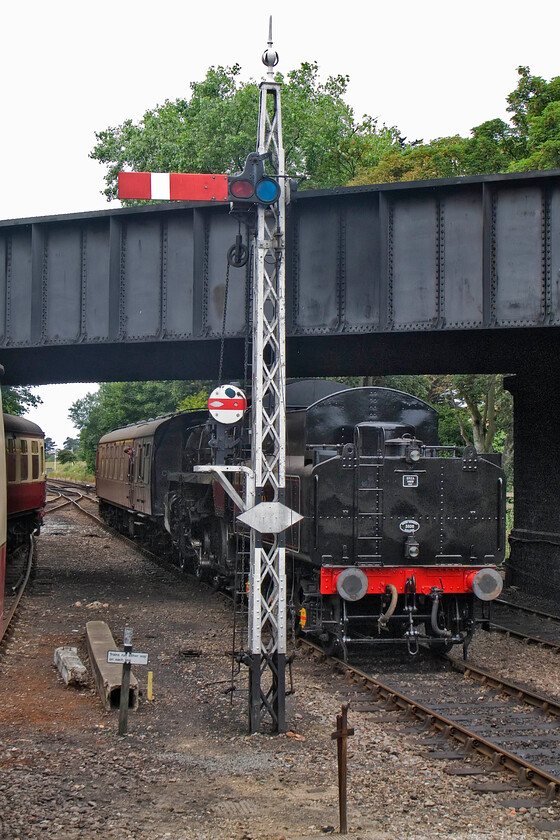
[0,168,559,384]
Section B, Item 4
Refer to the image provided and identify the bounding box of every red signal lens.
[230,179,254,199]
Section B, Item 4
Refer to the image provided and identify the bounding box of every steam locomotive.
[96,381,506,656]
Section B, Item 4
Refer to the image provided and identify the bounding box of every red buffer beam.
[118,172,229,202]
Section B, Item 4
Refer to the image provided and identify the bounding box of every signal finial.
[262,15,279,78]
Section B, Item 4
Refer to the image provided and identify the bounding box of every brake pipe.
[378,584,398,632]
[430,590,452,638]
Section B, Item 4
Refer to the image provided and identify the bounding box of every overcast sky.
[7,0,560,445]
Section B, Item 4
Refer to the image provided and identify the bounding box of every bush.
[57,449,77,464]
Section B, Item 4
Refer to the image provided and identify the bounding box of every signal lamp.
[255,177,280,204]
[230,180,254,200]
[228,153,280,206]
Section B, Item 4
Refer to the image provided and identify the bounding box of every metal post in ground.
[118,626,133,736]
[331,704,354,833]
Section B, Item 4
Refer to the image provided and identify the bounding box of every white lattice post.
[246,20,289,734]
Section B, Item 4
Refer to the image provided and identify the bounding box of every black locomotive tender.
[96,381,505,655]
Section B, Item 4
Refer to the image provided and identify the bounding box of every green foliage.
[44,436,56,454]
[91,62,401,199]
[57,449,77,464]
[432,403,465,448]
[69,380,212,470]
[424,374,512,463]
[353,66,560,185]
[1,386,42,416]
[176,389,210,412]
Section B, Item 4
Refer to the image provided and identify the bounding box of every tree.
[1,386,42,416]
[69,381,211,470]
[352,66,560,186]
[57,449,76,464]
[90,62,401,200]
[63,437,81,452]
[44,437,56,454]
[176,389,210,412]
[426,374,512,457]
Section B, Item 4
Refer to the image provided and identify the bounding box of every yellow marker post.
[147,671,154,701]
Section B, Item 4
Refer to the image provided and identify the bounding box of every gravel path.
[0,507,559,840]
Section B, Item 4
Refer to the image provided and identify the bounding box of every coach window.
[137,445,144,482]
[32,440,39,480]
[20,439,29,481]
[144,443,151,483]
[7,438,16,482]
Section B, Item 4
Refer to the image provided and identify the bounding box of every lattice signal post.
[117,20,295,734]
[245,25,289,733]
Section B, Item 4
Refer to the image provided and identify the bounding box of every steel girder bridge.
[1,167,560,599]
[0,168,559,384]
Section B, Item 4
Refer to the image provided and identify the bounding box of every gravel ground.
[1,506,559,840]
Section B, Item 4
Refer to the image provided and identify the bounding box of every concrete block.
[85,620,138,711]
[54,646,88,686]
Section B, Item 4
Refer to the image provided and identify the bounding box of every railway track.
[302,640,560,803]
[480,598,560,652]
[45,481,101,521]
[40,492,560,806]
[1,535,34,645]
[2,480,95,644]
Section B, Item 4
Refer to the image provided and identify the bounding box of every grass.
[46,459,95,483]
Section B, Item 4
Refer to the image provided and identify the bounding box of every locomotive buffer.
[117,20,298,734]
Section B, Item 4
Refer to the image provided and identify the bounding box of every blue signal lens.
[255,178,280,204]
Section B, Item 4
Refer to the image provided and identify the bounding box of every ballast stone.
[54,646,88,686]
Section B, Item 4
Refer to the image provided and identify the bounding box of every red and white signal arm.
[208,385,247,425]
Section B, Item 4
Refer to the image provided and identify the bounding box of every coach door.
[128,440,151,514]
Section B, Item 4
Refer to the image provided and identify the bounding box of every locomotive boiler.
[96,381,506,656]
